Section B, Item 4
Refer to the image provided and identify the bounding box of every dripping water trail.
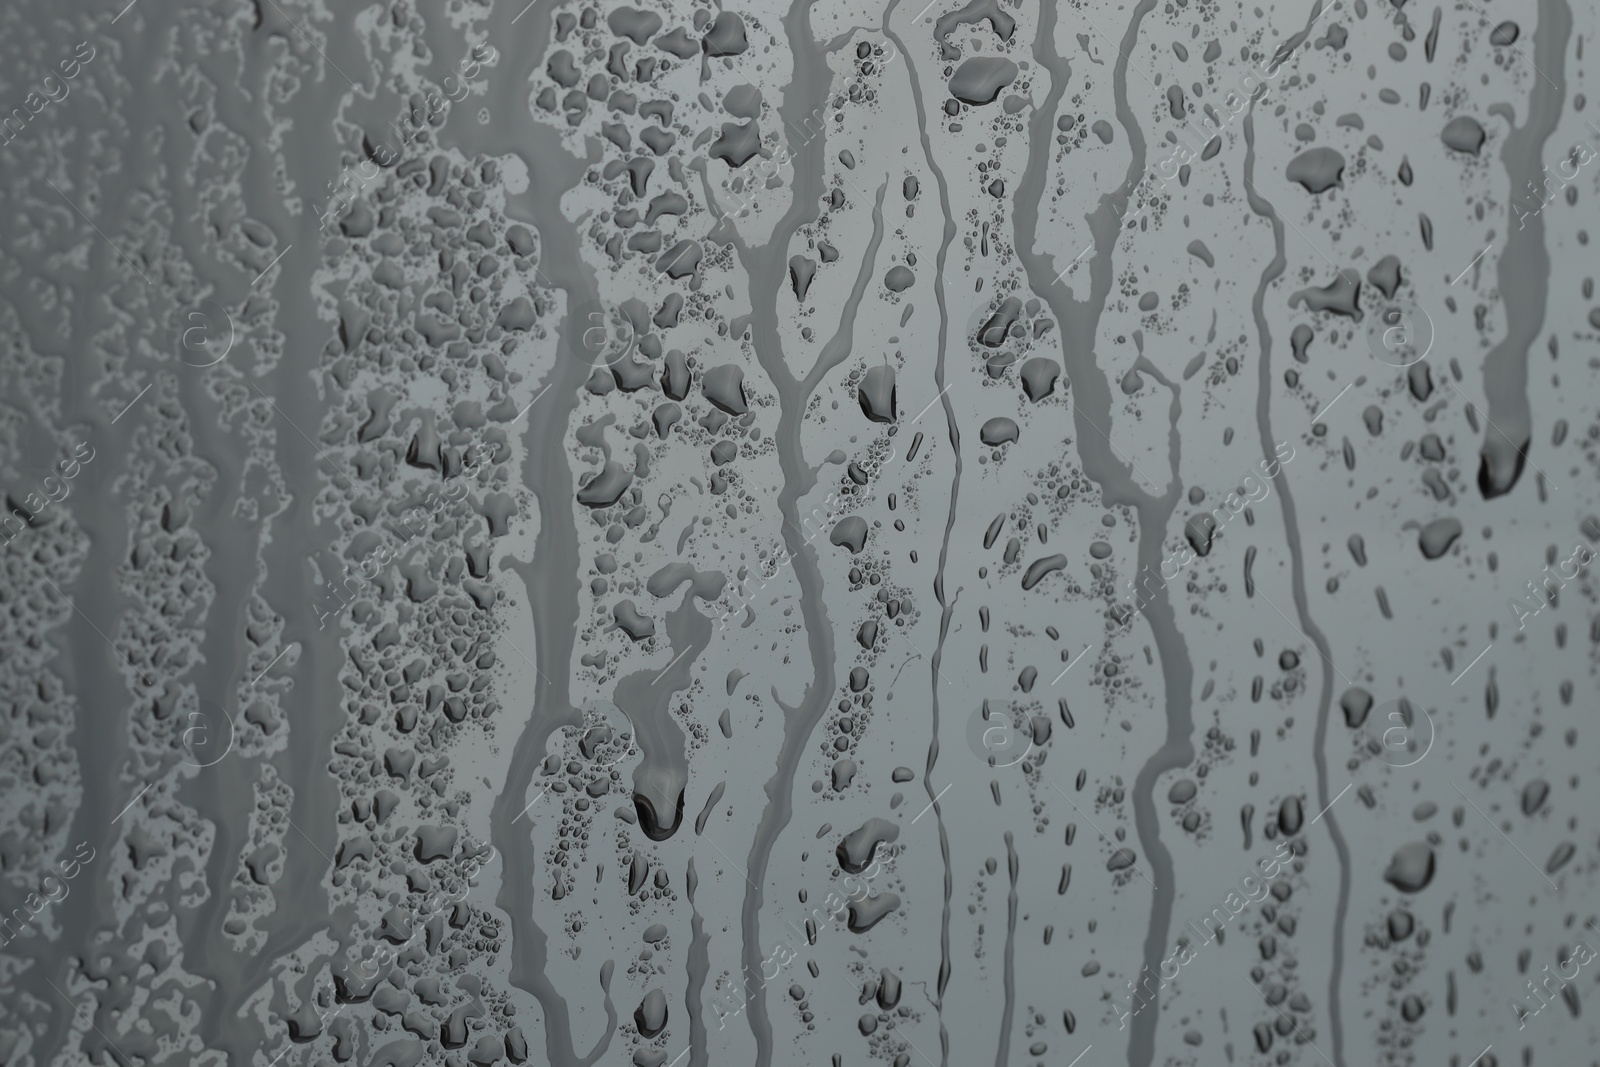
[1010,3,1191,1066]
[1240,105,1351,1067]
[171,23,359,1054]
[448,3,617,1063]
[732,178,888,1066]
[883,4,959,1063]
[1476,0,1570,497]
[685,858,711,1067]
[994,833,1019,1067]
